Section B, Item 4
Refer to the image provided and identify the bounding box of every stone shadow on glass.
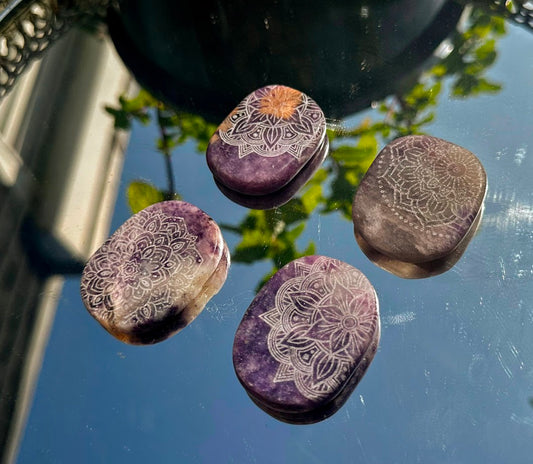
[354,206,484,279]
[214,136,329,210]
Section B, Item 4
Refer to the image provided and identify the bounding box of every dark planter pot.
[108,0,463,121]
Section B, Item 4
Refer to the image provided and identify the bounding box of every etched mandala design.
[81,209,202,324]
[377,137,485,236]
[259,257,377,401]
[219,85,325,159]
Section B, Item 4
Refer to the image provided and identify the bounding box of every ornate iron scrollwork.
[0,0,116,99]
[468,0,533,30]
[0,0,531,100]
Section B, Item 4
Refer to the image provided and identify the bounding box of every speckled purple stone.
[233,255,380,424]
[353,135,487,263]
[80,201,229,344]
[214,136,329,209]
[206,85,327,196]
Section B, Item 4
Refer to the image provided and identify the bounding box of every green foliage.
[127,180,167,214]
[156,108,217,154]
[221,190,319,291]
[105,89,156,130]
[106,90,217,212]
[109,6,507,291]
[105,90,217,154]
[431,9,505,99]
[375,8,505,137]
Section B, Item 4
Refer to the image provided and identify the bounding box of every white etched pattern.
[259,257,377,401]
[377,136,485,238]
[219,85,325,159]
[80,209,202,325]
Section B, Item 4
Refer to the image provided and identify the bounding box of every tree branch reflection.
[105,6,507,291]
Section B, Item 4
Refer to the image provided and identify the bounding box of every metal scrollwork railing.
[469,0,533,30]
[0,0,117,99]
[0,0,532,101]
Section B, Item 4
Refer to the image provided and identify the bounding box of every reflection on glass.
[0,1,522,461]
[0,0,115,99]
[206,85,329,209]
[352,135,487,277]
[105,5,506,289]
[0,24,130,464]
[108,0,465,120]
[355,207,483,279]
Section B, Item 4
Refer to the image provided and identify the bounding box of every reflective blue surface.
[15,10,533,464]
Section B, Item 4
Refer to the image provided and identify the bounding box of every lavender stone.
[206,85,327,197]
[233,255,380,424]
[355,208,483,279]
[352,135,487,264]
[80,201,229,345]
[214,135,329,209]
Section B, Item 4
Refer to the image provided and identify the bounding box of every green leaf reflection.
[127,180,167,215]
[106,6,506,291]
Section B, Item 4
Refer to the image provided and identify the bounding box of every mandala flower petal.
[263,127,283,149]
[320,305,344,324]
[281,329,315,349]
[312,351,340,384]
[291,117,314,136]
[287,289,322,314]
[306,317,337,340]
[330,329,352,355]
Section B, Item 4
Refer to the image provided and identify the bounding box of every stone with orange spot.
[207,85,328,207]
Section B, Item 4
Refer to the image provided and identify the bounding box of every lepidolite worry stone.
[80,201,229,345]
[213,135,329,209]
[207,85,327,207]
[352,135,487,264]
[233,256,380,424]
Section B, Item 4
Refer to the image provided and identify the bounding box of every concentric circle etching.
[259,257,378,401]
[80,209,203,325]
[218,85,325,159]
[377,136,486,238]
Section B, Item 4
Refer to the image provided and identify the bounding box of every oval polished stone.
[355,206,484,279]
[206,85,327,197]
[233,255,380,424]
[352,135,487,264]
[213,135,329,209]
[80,201,230,345]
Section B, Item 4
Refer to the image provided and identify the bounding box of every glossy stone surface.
[206,85,327,197]
[352,135,487,264]
[355,207,483,279]
[80,201,229,345]
[233,255,380,424]
[214,136,329,209]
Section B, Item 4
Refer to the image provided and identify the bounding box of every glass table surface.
[0,1,532,463]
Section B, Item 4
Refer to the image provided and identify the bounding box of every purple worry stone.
[80,201,230,345]
[352,135,487,264]
[233,255,380,424]
[206,85,327,200]
[213,135,329,209]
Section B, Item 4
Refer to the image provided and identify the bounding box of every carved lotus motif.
[81,210,202,325]
[81,201,229,344]
[219,85,325,159]
[378,136,485,230]
[353,135,487,264]
[207,85,328,201]
[259,257,378,401]
[233,255,380,423]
